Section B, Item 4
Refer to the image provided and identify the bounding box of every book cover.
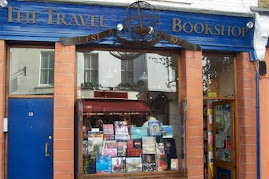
[83,140,88,156]
[133,139,142,149]
[162,125,173,138]
[156,141,165,155]
[117,141,127,156]
[96,155,112,174]
[103,140,117,157]
[126,148,143,157]
[164,138,177,155]
[103,134,115,140]
[114,121,128,135]
[115,134,129,140]
[88,131,103,138]
[103,124,114,135]
[170,158,179,170]
[112,157,126,173]
[88,137,103,156]
[142,154,156,172]
[127,139,134,149]
[142,137,156,154]
[148,121,162,136]
[156,154,168,171]
[126,157,142,173]
[130,127,148,139]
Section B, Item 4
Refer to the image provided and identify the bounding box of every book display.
[81,120,179,175]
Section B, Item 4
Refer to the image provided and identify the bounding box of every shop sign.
[0,0,254,52]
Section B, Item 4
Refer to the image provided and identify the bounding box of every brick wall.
[259,0,269,8]
[260,47,269,179]
[236,52,257,179]
[54,43,76,179]
[179,50,203,178]
[0,40,6,179]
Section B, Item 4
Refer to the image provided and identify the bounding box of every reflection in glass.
[9,48,54,95]
[202,55,234,97]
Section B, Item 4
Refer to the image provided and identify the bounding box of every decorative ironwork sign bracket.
[60,1,201,51]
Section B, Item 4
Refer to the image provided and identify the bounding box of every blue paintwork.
[7,98,53,179]
[216,167,231,179]
[267,38,269,47]
[75,113,78,176]
[0,0,254,55]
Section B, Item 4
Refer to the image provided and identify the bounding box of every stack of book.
[83,121,178,174]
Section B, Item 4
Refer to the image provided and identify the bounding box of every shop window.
[9,48,55,95]
[84,53,99,84]
[121,60,134,83]
[202,55,234,98]
[40,51,54,85]
[76,50,182,177]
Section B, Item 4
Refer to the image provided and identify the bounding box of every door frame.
[212,100,236,179]
[4,44,54,179]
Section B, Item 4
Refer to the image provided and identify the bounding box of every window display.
[76,51,182,178]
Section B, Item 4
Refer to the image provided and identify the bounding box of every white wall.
[46,0,258,15]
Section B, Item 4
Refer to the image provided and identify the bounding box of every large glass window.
[76,50,182,177]
[9,48,54,95]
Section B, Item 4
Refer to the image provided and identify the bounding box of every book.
[103,124,114,135]
[88,131,103,138]
[142,137,156,154]
[96,155,112,174]
[112,157,126,173]
[103,134,115,140]
[126,148,143,157]
[142,154,156,172]
[170,158,179,170]
[83,140,88,156]
[127,139,134,149]
[133,139,142,149]
[130,127,148,139]
[148,121,162,136]
[117,141,127,156]
[126,157,142,173]
[162,125,173,138]
[114,121,128,135]
[156,141,165,155]
[103,140,117,157]
[115,134,129,140]
[164,138,177,155]
[88,137,103,156]
[156,154,168,171]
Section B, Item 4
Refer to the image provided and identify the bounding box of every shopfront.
[0,0,258,179]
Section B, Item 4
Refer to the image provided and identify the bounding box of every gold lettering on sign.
[57,13,68,25]
[172,18,247,37]
[45,9,57,24]
[68,14,80,26]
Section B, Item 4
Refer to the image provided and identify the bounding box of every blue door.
[8,98,53,179]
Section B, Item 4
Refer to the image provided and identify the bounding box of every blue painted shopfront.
[0,0,255,58]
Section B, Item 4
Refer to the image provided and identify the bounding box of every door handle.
[45,142,49,157]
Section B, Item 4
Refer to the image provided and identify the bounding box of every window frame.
[39,51,55,86]
[83,53,99,84]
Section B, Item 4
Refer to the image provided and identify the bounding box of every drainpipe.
[256,63,260,179]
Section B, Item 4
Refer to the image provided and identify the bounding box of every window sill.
[81,170,185,179]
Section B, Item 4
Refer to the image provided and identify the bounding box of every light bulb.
[117,24,123,31]
[1,0,8,7]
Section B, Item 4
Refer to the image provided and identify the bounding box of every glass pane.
[128,60,133,70]
[49,53,54,68]
[48,70,54,84]
[202,55,234,98]
[91,54,98,69]
[214,104,232,162]
[84,55,91,68]
[9,48,54,95]
[40,70,48,84]
[77,51,182,175]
